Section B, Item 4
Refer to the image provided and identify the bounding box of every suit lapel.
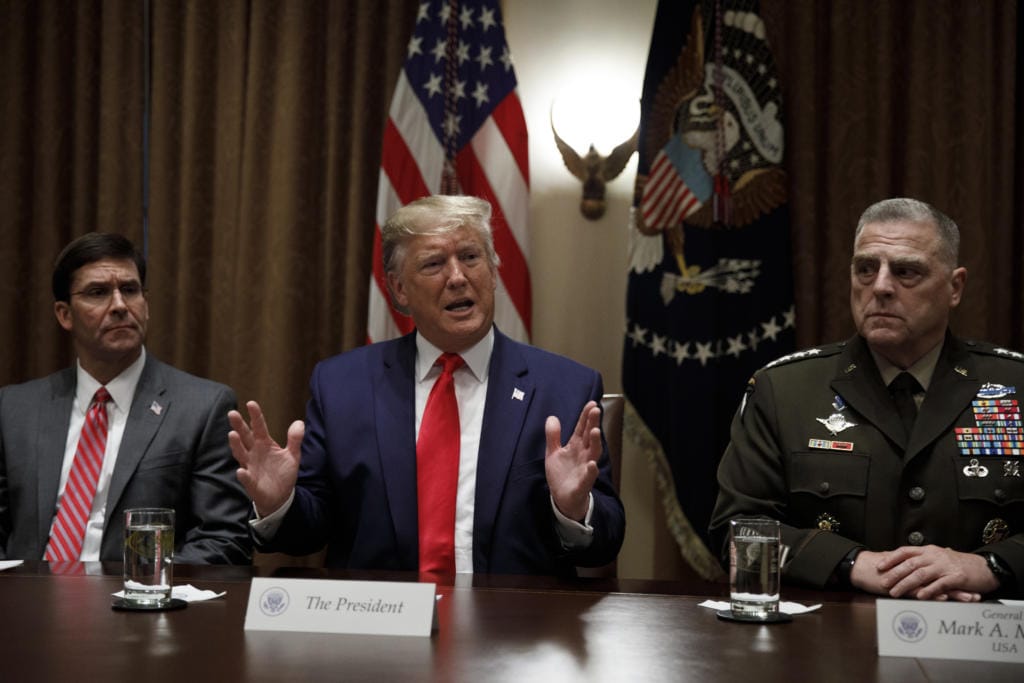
[37,369,76,546]
[473,331,532,571]
[376,334,419,568]
[908,336,978,461]
[831,334,980,460]
[106,357,168,516]
[830,337,906,447]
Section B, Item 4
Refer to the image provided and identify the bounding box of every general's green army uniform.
[710,332,1023,596]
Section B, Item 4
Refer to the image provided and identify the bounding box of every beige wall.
[504,1,689,580]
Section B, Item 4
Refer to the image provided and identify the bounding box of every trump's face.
[387,226,497,353]
[850,220,966,368]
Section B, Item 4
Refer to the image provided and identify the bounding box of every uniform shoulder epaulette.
[760,342,844,371]
[964,340,1024,362]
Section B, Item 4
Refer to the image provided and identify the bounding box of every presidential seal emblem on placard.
[892,611,927,643]
[259,586,291,617]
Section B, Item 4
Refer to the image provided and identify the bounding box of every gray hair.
[855,197,960,267]
[381,195,501,276]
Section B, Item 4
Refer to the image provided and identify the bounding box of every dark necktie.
[416,353,464,575]
[889,372,922,439]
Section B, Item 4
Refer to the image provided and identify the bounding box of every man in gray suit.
[0,233,251,564]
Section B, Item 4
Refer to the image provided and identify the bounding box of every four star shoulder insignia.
[993,346,1024,361]
[763,347,822,371]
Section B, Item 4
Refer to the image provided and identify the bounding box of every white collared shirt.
[413,329,594,571]
[253,328,595,571]
[51,348,147,561]
[414,331,492,573]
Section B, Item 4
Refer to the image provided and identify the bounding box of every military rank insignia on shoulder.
[965,340,1024,363]
[761,343,843,371]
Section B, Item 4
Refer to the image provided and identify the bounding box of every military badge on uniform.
[955,385,1024,459]
[808,438,853,451]
[1005,461,1021,478]
[982,518,1010,545]
[816,513,839,532]
[739,377,756,419]
[978,383,1015,399]
[817,414,856,436]
[816,394,856,436]
[963,458,989,478]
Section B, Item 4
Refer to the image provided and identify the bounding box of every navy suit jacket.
[264,329,625,575]
[0,355,252,564]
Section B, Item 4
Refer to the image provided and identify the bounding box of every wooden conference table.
[0,562,1019,682]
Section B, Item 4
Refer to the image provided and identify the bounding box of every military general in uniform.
[711,197,1022,600]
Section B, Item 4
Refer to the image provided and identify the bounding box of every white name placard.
[877,599,1024,663]
[244,578,437,637]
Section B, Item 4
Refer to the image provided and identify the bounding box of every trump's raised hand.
[544,400,602,522]
[228,400,304,517]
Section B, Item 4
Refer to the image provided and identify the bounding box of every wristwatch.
[836,547,862,588]
[980,552,1013,589]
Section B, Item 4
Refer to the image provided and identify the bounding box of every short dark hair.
[855,198,960,268]
[52,232,146,302]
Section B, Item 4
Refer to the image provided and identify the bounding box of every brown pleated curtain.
[1,1,1023,575]
[762,1,1024,349]
[0,0,419,438]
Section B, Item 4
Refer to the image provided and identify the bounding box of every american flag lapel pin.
[150,400,163,416]
[512,388,525,401]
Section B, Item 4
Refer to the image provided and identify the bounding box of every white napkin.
[112,583,225,602]
[699,599,821,615]
[0,560,24,571]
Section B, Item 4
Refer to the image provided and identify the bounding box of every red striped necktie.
[45,387,112,562]
[417,353,464,575]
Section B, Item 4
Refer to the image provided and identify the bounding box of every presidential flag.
[369,0,530,343]
[623,0,795,578]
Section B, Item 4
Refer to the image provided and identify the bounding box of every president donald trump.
[229,195,625,576]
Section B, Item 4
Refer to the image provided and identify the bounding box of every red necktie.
[45,387,111,562]
[417,353,464,575]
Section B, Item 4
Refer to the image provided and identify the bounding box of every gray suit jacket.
[0,355,252,564]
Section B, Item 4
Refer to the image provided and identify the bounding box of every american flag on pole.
[368,0,531,343]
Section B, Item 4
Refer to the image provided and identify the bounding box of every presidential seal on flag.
[637,3,786,234]
[633,2,787,297]
[623,0,795,580]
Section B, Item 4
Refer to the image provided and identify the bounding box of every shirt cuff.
[551,493,595,549]
[248,489,295,543]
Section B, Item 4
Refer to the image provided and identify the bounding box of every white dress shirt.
[51,348,147,561]
[254,329,594,571]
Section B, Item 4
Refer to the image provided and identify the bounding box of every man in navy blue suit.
[228,195,624,576]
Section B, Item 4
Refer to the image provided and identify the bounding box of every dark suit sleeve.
[258,363,335,557]
[173,386,253,564]
[563,370,626,568]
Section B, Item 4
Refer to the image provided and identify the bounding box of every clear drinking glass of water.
[728,517,781,620]
[122,507,175,606]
